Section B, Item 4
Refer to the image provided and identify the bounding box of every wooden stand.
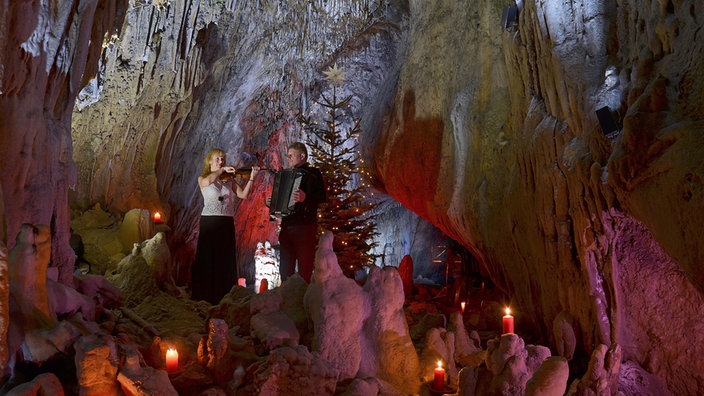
[430,245,462,305]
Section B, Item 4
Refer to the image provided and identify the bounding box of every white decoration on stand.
[254,241,280,292]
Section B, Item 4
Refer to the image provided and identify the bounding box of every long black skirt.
[191,216,237,304]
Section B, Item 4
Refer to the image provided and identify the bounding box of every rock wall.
[0,1,128,284]
[69,0,405,283]
[0,0,128,372]
[374,1,704,393]
[2,0,704,392]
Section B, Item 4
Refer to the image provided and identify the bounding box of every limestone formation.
[340,378,380,396]
[8,224,56,330]
[139,231,173,290]
[250,311,300,351]
[568,343,622,396]
[105,247,159,308]
[0,0,127,286]
[3,373,64,396]
[304,231,367,380]
[117,343,178,395]
[73,273,125,313]
[209,286,253,337]
[448,311,484,368]
[455,333,567,396]
[0,241,9,372]
[250,290,300,350]
[203,319,228,372]
[525,356,569,396]
[277,274,310,338]
[248,345,339,396]
[250,289,300,350]
[361,266,421,394]
[305,231,421,392]
[118,209,154,255]
[74,334,121,395]
[2,0,704,393]
[0,221,612,395]
[617,360,672,396]
[250,286,284,315]
[71,205,129,275]
[20,320,82,364]
[552,310,577,361]
[457,366,481,396]
[420,327,457,386]
[485,334,552,395]
[46,279,96,321]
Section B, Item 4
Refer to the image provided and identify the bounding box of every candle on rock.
[460,301,466,314]
[165,348,178,373]
[153,211,163,224]
[238,277,247,287]
[433,360,446,390]
[502,307,514,334]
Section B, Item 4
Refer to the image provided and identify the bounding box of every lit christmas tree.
[297,64,379,278]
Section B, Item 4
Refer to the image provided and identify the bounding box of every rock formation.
[2,0,704,393]
[305,231,421,393]
[8,224,56,330]
[0,0,128,286]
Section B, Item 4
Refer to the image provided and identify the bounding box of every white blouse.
[200,179,235,216]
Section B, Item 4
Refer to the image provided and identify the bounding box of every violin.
[219,168,273,182]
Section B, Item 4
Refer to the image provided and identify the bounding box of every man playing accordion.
[266,142,326,283]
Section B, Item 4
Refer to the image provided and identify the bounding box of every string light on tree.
[297,63,380,278]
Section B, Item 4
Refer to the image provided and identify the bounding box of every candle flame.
[436,360,443,369]
[505,307,511,315]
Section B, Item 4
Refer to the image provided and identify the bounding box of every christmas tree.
[297,64,379,278]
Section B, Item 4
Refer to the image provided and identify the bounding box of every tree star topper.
[323,64,346,86]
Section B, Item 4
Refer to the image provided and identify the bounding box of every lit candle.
[433,360,445,390]
[165,348,178,373]
[238,277,247,287]
[461,301,466,314]
[153,211,163,224]
[502,307,514,334]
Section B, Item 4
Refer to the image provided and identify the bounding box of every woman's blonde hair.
[201,148,225,178]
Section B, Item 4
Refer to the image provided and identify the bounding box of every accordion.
[269,168,306,217]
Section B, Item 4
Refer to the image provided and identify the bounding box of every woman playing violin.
[191,148,259,304]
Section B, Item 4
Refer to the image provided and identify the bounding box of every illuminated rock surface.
[1,0,704,394]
